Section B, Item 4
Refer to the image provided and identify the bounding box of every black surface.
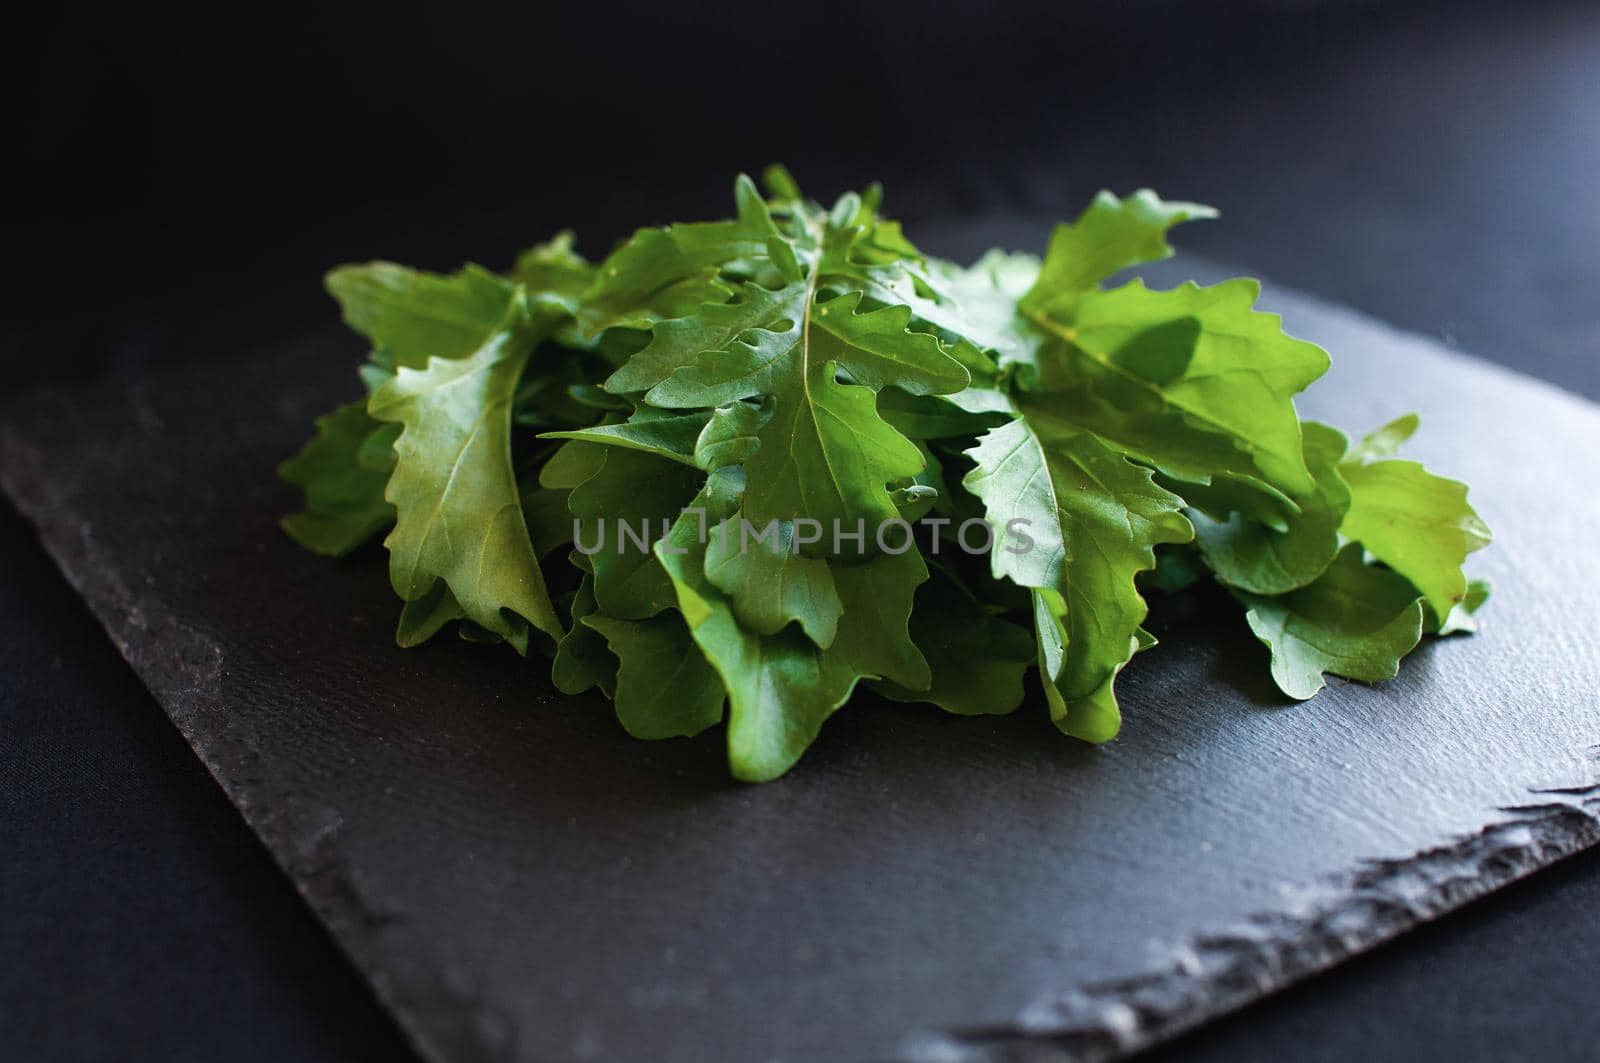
[7,1,1600,1061]
[1141,842,1600,1063]
[0,501,414,1063]
[15,1,1600,401]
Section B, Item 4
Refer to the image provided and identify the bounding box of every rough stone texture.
[2,272,1597,1063]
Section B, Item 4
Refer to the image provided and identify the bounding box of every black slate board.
[3,266,1598,1063]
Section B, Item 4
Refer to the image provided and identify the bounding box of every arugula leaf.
[1191,422,1350,594]
[878,388,1011,441]
[963,418,1191,730]
[693,400,769,470]
[508,231,595,310]
[1237,543,1425,699]
[286,170,1495,781]
[1024,279,1330,496]
[537,437,608,490]
[655,470,929,782]
[926,248,1042,366]
[1020,189,1217,317]
[541,408,708,468]
[575,175,781,337]
[520,484,575,559]
[703,514,842,646]
[567,447,704,620]
[647,289,966,538]
[1437,577,1493,636]
[1141,544,1208,594]
[278,400,397,556]
[1347,412,1419,463]
[326,262,515,371]
[602,281,804,395]
[606,178,975,542]
[1339,444,1492,623]
[1035,604,1157,742]
[369,291,565,652]
[872,572,1034,716]
[581,613,725,739]
[552,569,616,697]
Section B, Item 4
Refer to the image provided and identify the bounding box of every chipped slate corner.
[904,752,1600,1063]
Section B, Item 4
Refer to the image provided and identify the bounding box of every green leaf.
[1347,412,1420,462]
[750,366,926,540]
[368,292,565,652]
[566,383,631,412]
[704,514,843,646]
[540,408,707,467]
[761,163,803,202]
[925,248,1042,365]
[356,422,401,471]
[326,262,516,370]
[278,400,397,556]
[507,231,594,309]
[1016,377,1286,512]
[1237,543,1425,699]
[1339,455,1492,621]
[395,581,468,647]
[519,485,575,559]
[872,572,1034,715]
[963,418,1191,714]
[1030,591,1156,741]
[581,614,725,739]
[1141,543,1207,594]
[602,281,805,395]
[537,437,608,490]
[1026,278,1330,496]
[693,401,769,470]
[511,358,616,429]
[895,440,950,520]
[576,175,780,337]
[840,266,1006,366]
[568,447,704,620]
[1167,467,1298,532]
[621,189,972,543]
[647,289,971,403]
[655,470,929,781]
[1191,422,1350,594]
[648,290,966,538]
[285,172,1496,781]
[1019,189,1217,318]
[1437,577,1493,636]
[878,388,1011,441]
[552,569,617,697]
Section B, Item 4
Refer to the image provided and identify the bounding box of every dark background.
[6,1,1598,1060]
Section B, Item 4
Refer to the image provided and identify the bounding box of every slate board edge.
[0,430,493,1063]
[903,771,1600,1063]
[3,318,1599,1063]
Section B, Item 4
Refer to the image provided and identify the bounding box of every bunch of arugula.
[281,168,1491,781]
